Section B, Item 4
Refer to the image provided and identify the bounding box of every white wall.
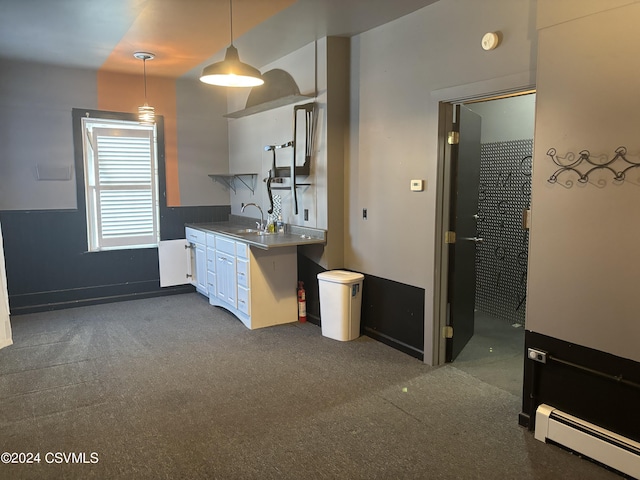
[527,0,640,362]
[348,0,537,363]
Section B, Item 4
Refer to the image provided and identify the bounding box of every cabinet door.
[216,255,227,302]
[216,253,237,307]
[206,246,216,273]
[195,243,207,294]
[237,285,250,316]
[237,258,249,288]
[224,255,237,307]
[207,270,216,298]
[158,239,191,287]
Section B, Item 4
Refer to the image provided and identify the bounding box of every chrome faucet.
[241,203,265,231]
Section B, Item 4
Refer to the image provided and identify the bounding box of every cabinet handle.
[238,299,245,304]
[238,272,245,276]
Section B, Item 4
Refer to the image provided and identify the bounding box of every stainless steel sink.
[234,229,276,236]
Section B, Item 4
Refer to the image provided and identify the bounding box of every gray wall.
[0,59,230,211]
[0,60,97,210]
[527,0,640,363]
[347,0,537,363]
[176,78,230,207]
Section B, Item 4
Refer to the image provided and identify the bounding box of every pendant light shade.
[134,52,155,125]
[199,0,264,87]
[138,104,155,125]
[200,45,264,87]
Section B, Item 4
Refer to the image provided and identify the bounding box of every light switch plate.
[410,179,425,191]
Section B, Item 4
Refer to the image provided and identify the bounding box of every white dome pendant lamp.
[134,52,155,125]
[200,0,264,87]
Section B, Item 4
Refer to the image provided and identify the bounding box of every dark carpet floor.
[0,293,620,479]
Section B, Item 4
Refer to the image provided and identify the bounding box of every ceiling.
[0,0,439,79]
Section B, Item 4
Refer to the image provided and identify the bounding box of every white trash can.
[317,270,364,341]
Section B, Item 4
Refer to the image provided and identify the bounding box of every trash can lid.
[317,270,364,284]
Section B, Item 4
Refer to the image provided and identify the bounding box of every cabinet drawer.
[236,242,248,260]
[237,258,249,288]
[237,285,250,316]
[216,236,236,255]
[185,227,205,245]
[207,271,216,297]
[206,246,216,272]
[206,233,216,247]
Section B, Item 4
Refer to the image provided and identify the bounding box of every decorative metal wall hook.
[547,146,640,186]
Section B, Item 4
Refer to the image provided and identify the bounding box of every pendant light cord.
[229,0,234,45]
[143,58,148,102]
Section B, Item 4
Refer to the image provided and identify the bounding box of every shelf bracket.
[208,174,257,194]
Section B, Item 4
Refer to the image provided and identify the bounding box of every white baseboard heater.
[535,404,640,479]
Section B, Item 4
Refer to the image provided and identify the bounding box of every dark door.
[446,105,482,362]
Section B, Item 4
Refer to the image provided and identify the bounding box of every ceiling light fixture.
[199,0,264,87]
[134,52,155,125]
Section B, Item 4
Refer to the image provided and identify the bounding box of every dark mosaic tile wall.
[475,139,532,325]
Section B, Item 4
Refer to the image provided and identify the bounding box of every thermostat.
[410,179,425,192]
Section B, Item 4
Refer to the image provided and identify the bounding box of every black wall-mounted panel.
[0,206,229,314]
[521,330,640,443]
[297,258,425,360]
[161,206,231,241]
[361,274,425,360]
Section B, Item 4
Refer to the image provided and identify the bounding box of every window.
[81,117,159,251]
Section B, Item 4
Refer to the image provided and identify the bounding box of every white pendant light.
[199,0,264,87]
[134,52,155,125]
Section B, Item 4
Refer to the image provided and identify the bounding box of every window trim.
[72,109,167,253]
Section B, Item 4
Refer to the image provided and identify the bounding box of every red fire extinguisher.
[297,281,307,323]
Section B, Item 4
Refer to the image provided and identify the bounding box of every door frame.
[432,88,536,365]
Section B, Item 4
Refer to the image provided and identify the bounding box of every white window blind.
[82,120,159,251]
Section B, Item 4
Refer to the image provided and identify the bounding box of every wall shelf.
[224,94,314,119]
[208,174,257,194]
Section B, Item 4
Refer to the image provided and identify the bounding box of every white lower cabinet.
[214,236,237,309]
[209,235,297,330]
[163,227,298,330]
[236,245,250,317]
[206,234,216,298]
